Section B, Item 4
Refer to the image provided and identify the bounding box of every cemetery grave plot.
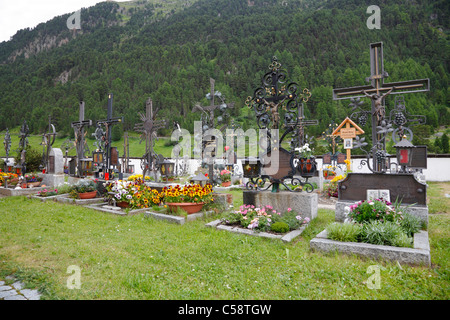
[310,229,430,267]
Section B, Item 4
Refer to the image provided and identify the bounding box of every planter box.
[29,194,67,202]
[206,219,308,243]
[310,229,430,266]
[145,210,215,225]
[0,186,46,197]
[55,194,104,205]
[84,203,148,216]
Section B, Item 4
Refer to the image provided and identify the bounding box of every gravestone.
[41,147,65,187]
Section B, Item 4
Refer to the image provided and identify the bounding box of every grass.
[0,184,449,300]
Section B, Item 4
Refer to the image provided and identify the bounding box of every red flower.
[205,173,208,177]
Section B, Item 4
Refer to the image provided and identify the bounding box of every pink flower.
[287,208,292,212]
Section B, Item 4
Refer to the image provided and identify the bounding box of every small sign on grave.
[332,117,364,170]
[367,189,391,202]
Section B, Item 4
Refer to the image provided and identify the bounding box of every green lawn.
[0,186,448,300]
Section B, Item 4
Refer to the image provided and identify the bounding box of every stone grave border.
[310,229,431,267]
[0,186,46,197]
[205,219,309,243]
[145,209,216,225]
[82,202,148,215]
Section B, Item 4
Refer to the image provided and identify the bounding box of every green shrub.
[399,212,423,237]
[270,222,289,233]
[326,222,361,242]
[361,220,412,248]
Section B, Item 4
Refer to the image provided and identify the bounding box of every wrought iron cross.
[291,103,318,149]
[3,128,11,170]
[192,78,234,183]
[40,116,57,173]
[332,42,429,171]
[134,97,166,178]
[96,93,123,176]
[17,120,29,175]
[71,101,92,177]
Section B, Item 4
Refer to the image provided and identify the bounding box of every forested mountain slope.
[0,0,448,150]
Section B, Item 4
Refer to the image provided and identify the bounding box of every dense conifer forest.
[0,0,448,153]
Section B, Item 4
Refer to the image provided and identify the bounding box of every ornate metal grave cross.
[192,78,234,183]
[332,42,429,172]
[40,116,57,173]
[291,103,318,149]
[3,128,11,171]
[244,56,315,192]
[134,97,166,178]
[96,93,123,178]
[17,120,29,175]
[71,101,92,177]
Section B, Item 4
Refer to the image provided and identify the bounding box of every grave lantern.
[225,163,234,173]
[6,161,13,173]
[394,137,415,170]
[159,159,174,182]
[241,158,261,179]
[81,158,92,176]
[14,163,21,175]
[190,173,209,187]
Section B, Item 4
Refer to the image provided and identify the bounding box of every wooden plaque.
[110,147,119,166]
[322,153,332,164]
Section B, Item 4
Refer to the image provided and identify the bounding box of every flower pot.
[166,202,204,214]
[221,181,231,187]
[78,190,97,199]
[27,181,41,188]
[116,201,130,208]
[298,157,317,177]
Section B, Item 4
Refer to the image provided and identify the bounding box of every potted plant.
[296,144,317,177]
[25,173,43,188]
[220,169,231,187]
[161,183,213,214]
[69,179,98,199]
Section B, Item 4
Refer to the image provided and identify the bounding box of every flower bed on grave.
[329,198,424,247]
[106,179,163,210]
[219,204,310,237]
[0,172,19,187]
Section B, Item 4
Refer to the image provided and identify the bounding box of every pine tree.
[441,133,449,154]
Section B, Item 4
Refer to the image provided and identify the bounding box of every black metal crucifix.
[71,101,92,177]
[291,103,318,149]
[40,116,57,173]
[3,128,11,172]
[332,42,430,171]
[192,78,234,184]
[17,120,29,175]
[96,93,123,178]
[134,97,166,179]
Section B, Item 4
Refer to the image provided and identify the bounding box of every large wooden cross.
[332,42,429,170]
[96,93,123,178]
[134,97,166,178]
[71,101,92,177]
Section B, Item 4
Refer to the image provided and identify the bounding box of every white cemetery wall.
[2,156,450,181]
